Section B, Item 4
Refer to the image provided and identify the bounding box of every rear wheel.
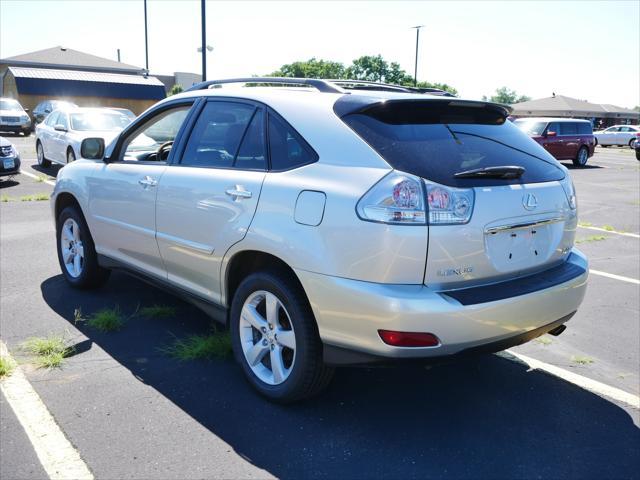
[36,141,51,168]
[629,138,637,149]
[230,270,334,403]
[21,129,30,137]
[56,205,110,289]
[573,146,589,167]
[67,148,76,163]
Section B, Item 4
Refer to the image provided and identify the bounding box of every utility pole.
[201,0,207,81]
[411,25,424,87]
[143,0,149,71]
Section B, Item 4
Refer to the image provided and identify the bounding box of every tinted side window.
[181,102,255,168]
[577,123,592,134]
[268,113,317,171]
[234,109,266,170]
[547,122,561,135]
[560,122,577,135]
[45,112,59,126]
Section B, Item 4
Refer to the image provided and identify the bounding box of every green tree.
[483,86,531,104]
[269,58,346,79]
[168,84,184,96]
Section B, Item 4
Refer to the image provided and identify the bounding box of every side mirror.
[546,131,557,137]
[80,138,105,160]
[54,124,67,132]
[24,108,30,113]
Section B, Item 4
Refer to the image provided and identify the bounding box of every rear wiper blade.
[454,166,525,179]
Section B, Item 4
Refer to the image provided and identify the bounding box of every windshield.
[52,101,77,110]
[343,104,564,187]
[0,99,22,111]
[514,120,548,136]
[70,112,130,131]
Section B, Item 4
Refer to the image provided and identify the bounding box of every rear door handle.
[138,176,158,188]
[225,185,252,200]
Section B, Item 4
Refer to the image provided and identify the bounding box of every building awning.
[9,67,166,100]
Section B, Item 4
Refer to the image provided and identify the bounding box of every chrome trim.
[484,216,564,235]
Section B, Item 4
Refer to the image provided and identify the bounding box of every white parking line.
[0,341,93,480]
[19,169,56,187]
[506,350,640,410]
[578,225,640,239]
[590,269,640,285]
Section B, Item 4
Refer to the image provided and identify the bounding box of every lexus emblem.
[523,193,538,210]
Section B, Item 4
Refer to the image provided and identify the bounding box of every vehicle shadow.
[41,272,639,479]
[561,162,604,170]
[0,179,19,189]
[31,164,62,178]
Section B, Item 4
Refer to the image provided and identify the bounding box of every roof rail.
[327,79,456,97]
[184,77,345,93]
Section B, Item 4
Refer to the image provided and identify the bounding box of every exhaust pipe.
[547,325,567,337]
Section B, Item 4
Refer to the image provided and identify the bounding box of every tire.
[594,138,598,146]
[230,270,334,403]
[56,205,110,289]
[21,129,30,137]
[629,138,637,149]
[36,141,51,168]
[67,148,76,163]
[635,150,640,161]
[573,146,589,167]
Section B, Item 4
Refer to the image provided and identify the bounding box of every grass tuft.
[576,235,607,244]
[535,336,553,346]
[602,225,615,232]
[21,335,74,369]
[20,193,50,202]
[577,221,592,227]
[140,305,176,319]
[87,307,125,332]
[161,331,232,361]
[35,174,48,183]
[1,194,13,202]
[0,356,16,378]
[571,355,594,365]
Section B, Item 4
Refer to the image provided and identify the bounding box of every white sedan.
[594,125,639,148]
[35,108,131,167]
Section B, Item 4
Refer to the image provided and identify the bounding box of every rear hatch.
[339,97,577,289]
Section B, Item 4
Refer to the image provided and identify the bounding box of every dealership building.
[0,46,167,115]
[511,94,639,128]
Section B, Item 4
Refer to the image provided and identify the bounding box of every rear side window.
[577,122,593,134]
[181,102,260,169]
[560,122,577,135]
[342,102,565,187]
[268,113,317,171]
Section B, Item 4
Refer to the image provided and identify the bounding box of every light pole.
[144,0,149,71]
[411,25,424,87]
[201,0,207,81]
[198,45,214,81]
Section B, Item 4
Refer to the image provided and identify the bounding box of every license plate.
[3,158,15,169]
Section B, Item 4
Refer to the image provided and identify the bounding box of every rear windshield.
[70,112,130,131]
[343,102,565,187]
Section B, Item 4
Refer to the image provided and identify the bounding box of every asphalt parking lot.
[1,133,639,479]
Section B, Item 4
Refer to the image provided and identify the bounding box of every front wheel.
[230,270,334,403]
[573,146,589,167]
[36,141,51,168]
[56,206,110,289]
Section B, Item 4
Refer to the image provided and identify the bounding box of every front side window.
[181,101,263,169]
[547,122,561,135]
[121,105,191,162]
[57,113,69,130]
[268,113,317,170]
[45,112,59,126]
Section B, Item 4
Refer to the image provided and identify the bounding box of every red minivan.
[514,117,596,167]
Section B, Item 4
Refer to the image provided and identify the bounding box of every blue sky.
[1,1,638,107]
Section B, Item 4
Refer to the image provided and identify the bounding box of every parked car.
[51,78,588,403]
[0,98,31,136]
[593,125,639,148]
[0,136,21,177]
[31,100,78,126]
[35,108,132,167]
[514,117,595,167]
[109,108,136,122]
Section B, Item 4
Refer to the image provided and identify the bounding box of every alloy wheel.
[37,143,43,166]
[60,218,84,278]
[239,290,296,385]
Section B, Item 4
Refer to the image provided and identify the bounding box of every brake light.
[356,172,426,224]
[378,330,440,347]
[425,181,474,225]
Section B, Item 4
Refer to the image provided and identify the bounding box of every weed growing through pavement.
[602,225,615,231]
[571,355,594,365]
[1,194,13,202]
[20,193,50,202]
[576,235,607,244]
[21,334,74,369]
[577,221,592,227]
[75,305,139,332]
[535,336,553,346]
[140,305,176,319]
[161,327,232,360]
[35,174,48,183]
[0,356,15,378]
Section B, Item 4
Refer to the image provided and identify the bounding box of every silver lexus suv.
[51,78,588,402]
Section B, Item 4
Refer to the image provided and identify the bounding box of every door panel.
[89,163,168,278]
[155,167,265,301]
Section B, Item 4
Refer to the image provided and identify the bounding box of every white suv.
[51,78,588,402]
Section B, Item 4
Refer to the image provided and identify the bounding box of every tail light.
[561,175,577,210]
[357,171,475,225]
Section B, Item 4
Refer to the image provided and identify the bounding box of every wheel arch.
[55,192,84,223]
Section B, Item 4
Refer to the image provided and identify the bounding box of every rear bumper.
[0,156,20,176]
[296,248,588,363]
